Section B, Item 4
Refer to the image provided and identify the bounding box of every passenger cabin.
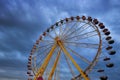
[109,50,116,55]
[108,40,114,44]
[106,46,112,50]
[104,31,110,35]
[106,36,112,40]
[93,19,98,24]
[87,16,92,21]
[103,57,110,61]
[97,69,104,72]
[106,63,114,68]
[76,16,80,20]
[100,76,108,80]
[82,16,86,20]
[98,23,105,29]
[103,28,108,32]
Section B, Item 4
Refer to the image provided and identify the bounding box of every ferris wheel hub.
[55,36,63,44]
[55,36,60,41]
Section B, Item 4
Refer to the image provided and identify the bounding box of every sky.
[0,0,120,80]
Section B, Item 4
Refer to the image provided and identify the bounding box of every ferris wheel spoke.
[63,53,76,78]
[60,23,69,38]
[39,49,58,80]
[36,46,52,58]
[42,40,54,44]
[55,56,61,80]
[57,41,90,80]
[75,33,98,41]
[62,21,77,38]
[38,42,54,49]
[66,46,91,64]
[62,21,81,39]
[36,45,53,55]
[57,72,60,80]
[59,24,62,37]
[47,33,55,39]
[76,25,91,35]
[48,49,61,80]
[36,55,48,67]
[33,57,37,73]
[65,30,97,41]
[59,23,64,38]
[68,33,98,43]
[53,71,57,80]
[67,24,91,40]
[41,39,54,43]
[34,44,57,80]
[62,22,78,38]
[63,22,89,40]
[61,23,71,38]
[53,26,58,37]
[37,46,59,67]
[64,42,99,49]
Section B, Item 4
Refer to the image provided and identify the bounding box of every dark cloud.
[0,58,26,70]
[0,0,120,80]
[0,0,47,54]
[0,58,27,80]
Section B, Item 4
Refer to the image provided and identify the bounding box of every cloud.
[0,58,27,80]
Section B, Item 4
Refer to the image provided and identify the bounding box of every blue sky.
[0,0,120,80]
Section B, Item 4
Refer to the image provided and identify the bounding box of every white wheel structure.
[27,16,116,80]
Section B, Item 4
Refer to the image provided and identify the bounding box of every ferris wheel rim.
[35,19,101,79]
[27,16,116,80]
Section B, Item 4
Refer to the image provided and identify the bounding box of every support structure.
[34,37,90,80]
[48,49,61,80]
[34,43,57,80]
[57,40,90,80]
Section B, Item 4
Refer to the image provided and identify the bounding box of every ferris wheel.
[27,16,116,80]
